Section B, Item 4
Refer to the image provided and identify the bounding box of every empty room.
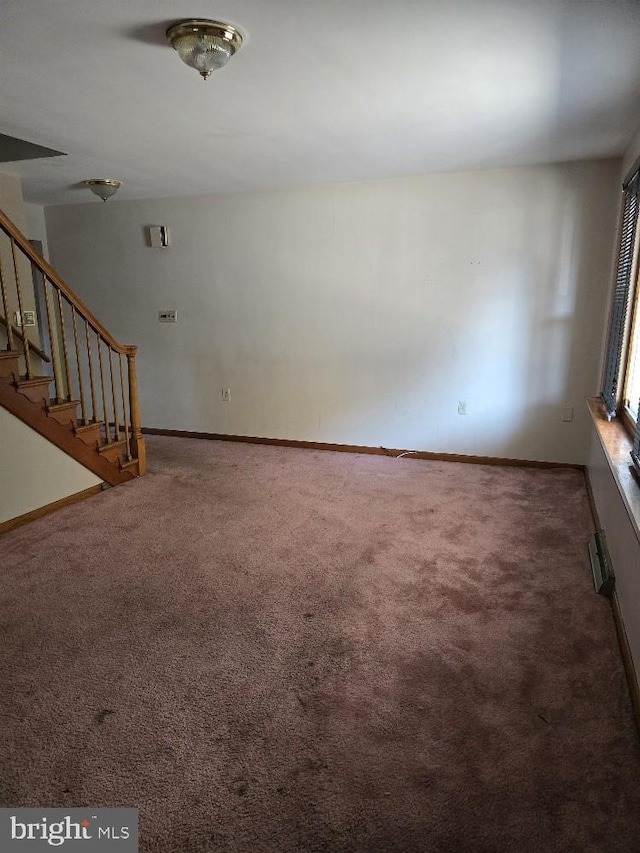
[1,1,640,851]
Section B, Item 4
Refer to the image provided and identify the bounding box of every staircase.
[0,207,146,486]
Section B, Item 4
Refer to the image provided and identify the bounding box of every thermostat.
[149,225,170,248]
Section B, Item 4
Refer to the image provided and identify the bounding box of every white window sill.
[588,396,640,543]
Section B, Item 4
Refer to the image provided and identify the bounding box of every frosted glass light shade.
[166,21,243,80]
[83,179,121,202]
[174,33,231,75]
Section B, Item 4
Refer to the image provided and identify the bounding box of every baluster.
[10,238,31,377]
[119,353,131,461]
[42,278,64,402]
[0,246,14,351]
[97,335,110,441]
[84,319,98,421]
[55,290,73,401]
[127,348,146,474]
[108,347,119,441]
[71,308,87,424]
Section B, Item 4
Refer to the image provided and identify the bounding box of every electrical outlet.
[458,400,467,415]
[561,406,574,422]
[221,388,231,402]
[158,309,177,323]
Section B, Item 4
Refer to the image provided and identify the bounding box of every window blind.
[601,170,640,418]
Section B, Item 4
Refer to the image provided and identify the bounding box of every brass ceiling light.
[166,20,243,80]
[83,179,122,202]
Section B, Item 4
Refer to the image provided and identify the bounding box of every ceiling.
[2,0,640,206]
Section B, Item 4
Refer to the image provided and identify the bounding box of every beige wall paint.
[46,159,619,464]
[0,408,101,525]
[0,171,37,324]
[0,179,48,255]
[0,172,27,231]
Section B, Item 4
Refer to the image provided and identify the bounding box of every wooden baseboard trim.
[611,591,640,734]
[0,484,104,535]
[142,428,583,470]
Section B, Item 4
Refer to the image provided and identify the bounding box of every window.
[622,268,640,424]
[600,165,640,470]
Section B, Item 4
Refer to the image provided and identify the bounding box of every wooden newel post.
[127,347,146,475]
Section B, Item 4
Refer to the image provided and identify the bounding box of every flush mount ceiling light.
[166,19,243,80]
[83,179,122,202]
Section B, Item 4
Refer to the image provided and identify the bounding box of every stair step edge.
[98,439,128,453]
[75,420,105,433]
[16,375,54,386]
[47,399,80,412]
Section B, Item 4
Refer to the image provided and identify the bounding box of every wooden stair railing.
[0,206,146,477]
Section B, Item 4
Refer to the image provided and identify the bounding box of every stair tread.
[0,379,137,486]
[99,438,128,452]
[47,399,80,411]
[121,458,140,470]
[16,375,53,386]
[75,420,104,433]
[0,350,21,359]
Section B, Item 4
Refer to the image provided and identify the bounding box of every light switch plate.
[14,310,36,327]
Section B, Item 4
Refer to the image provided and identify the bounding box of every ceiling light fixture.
[83,179,122,202]
[166,19,243,80]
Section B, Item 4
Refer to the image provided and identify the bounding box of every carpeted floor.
[1,436,640,852]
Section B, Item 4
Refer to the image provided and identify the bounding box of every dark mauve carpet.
[1,435,640,852]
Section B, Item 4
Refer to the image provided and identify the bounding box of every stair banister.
[0,208,130,355]
[0,205,146,480]
[9,237,33,377]
[0,251,14,351]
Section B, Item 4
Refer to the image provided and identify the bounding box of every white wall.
[621,119,640,179]
[24,203,49,258]
[45,159,619,463]
[0,408,101,525]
